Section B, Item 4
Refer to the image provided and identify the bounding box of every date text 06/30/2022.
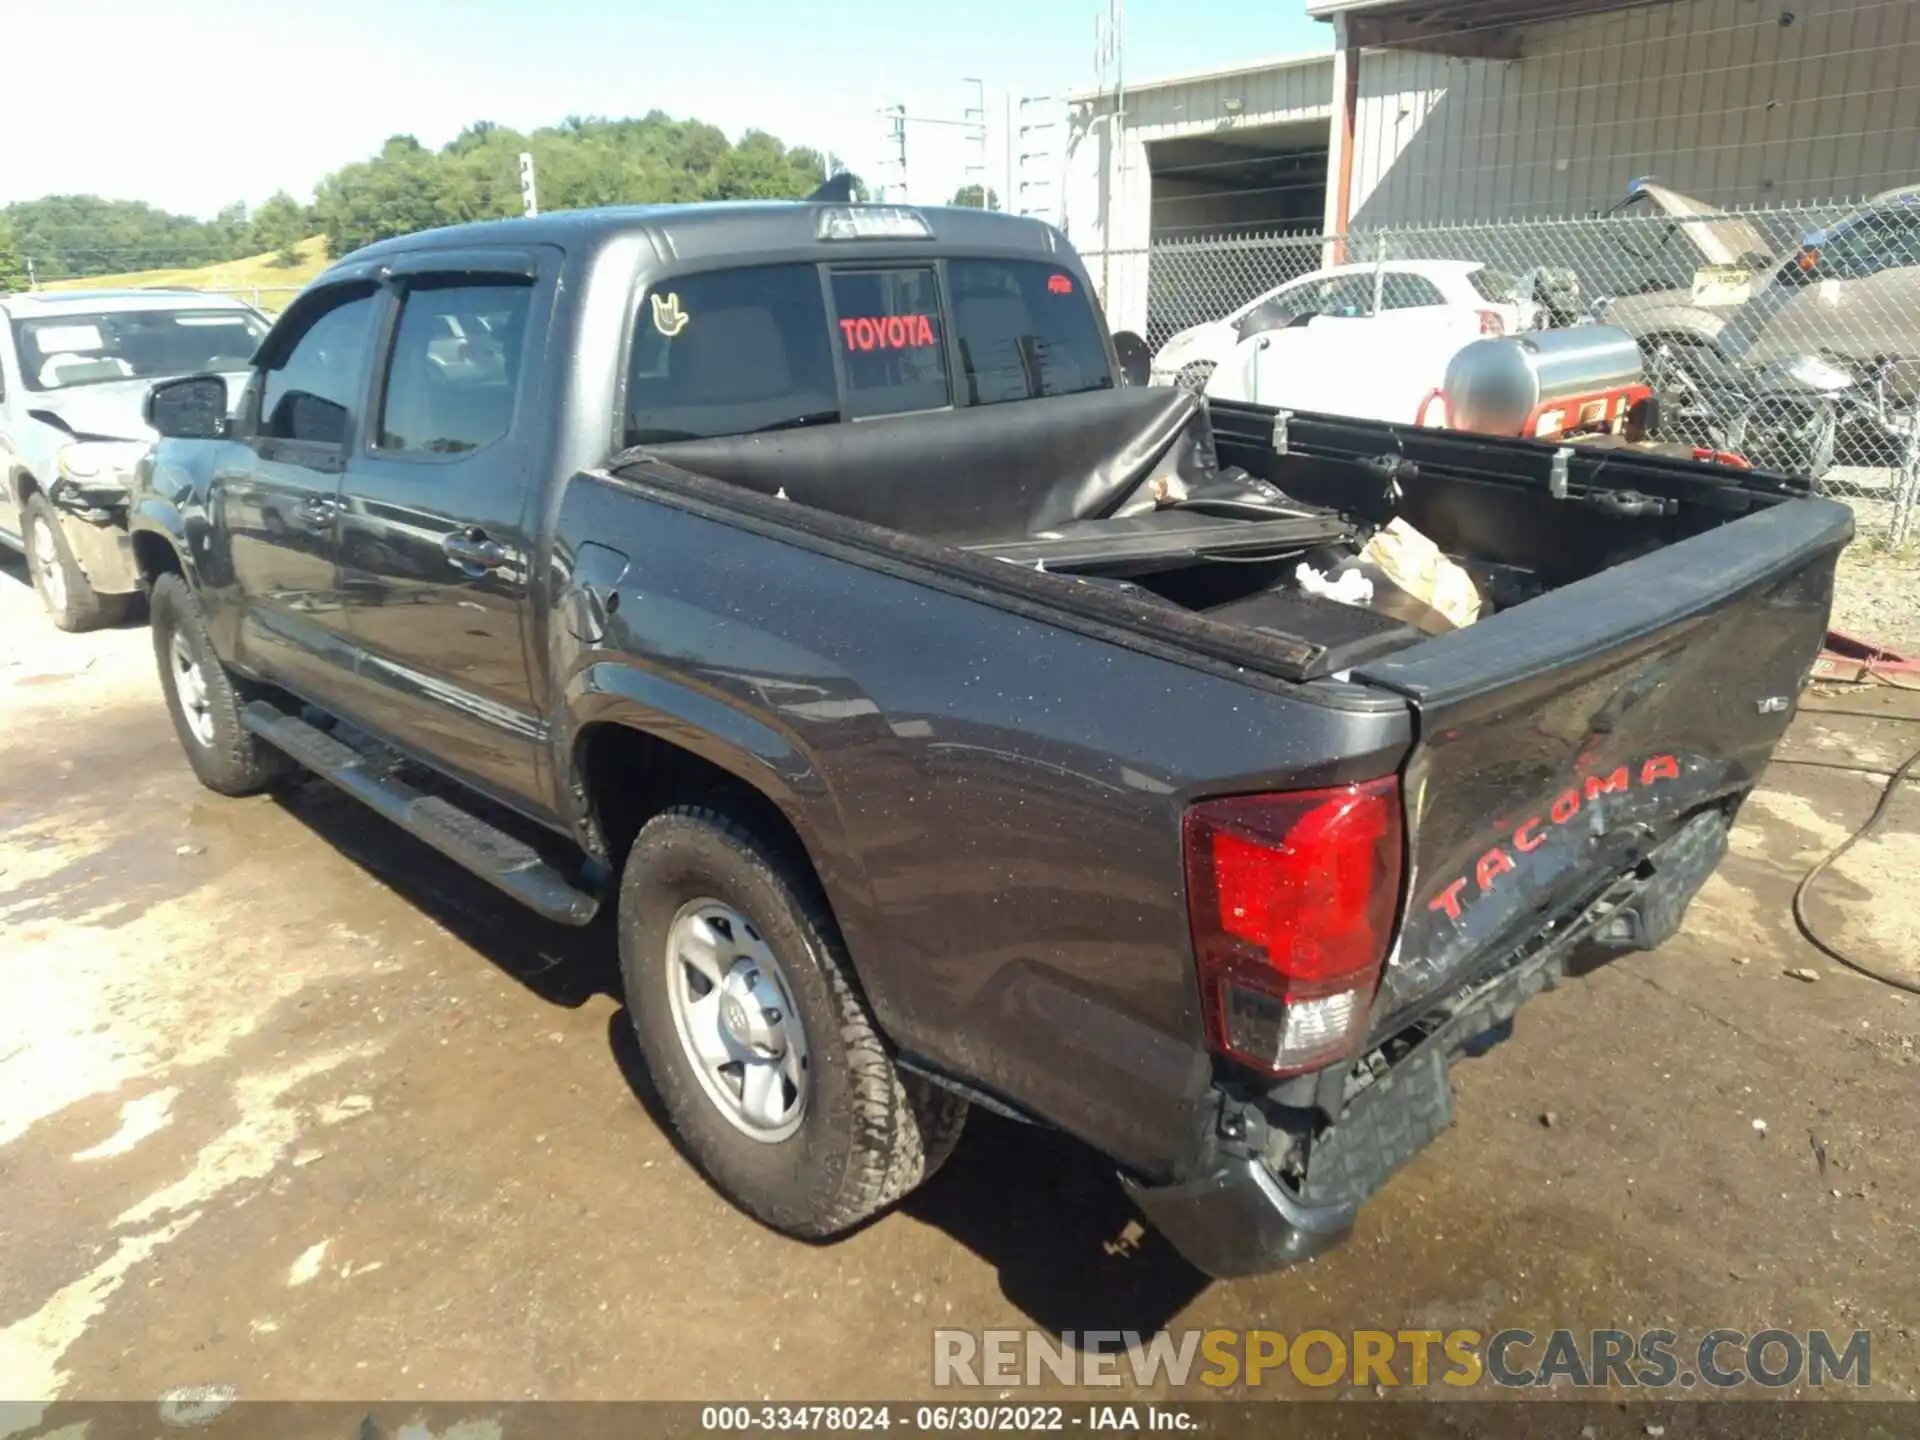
[700,1405,1198,1431]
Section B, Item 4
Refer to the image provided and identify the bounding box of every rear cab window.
[626,265,839,444]
[949,259,1111,405]
[830,268,950,418]
[624,255,1112,447]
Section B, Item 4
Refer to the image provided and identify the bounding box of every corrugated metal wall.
[1351,0,1920,226]
[1115,57,1333,142]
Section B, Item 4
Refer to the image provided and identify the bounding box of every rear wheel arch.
[575,720,824,887]
[570,717,895,995]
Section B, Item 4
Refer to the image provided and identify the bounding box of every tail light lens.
[1182,779,1404,1077]
[1478,309,1506,336]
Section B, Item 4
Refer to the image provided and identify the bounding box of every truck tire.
[619,805,966,1238]
[149,573,293,796]
[23,493,131,633]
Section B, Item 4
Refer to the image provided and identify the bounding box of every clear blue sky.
[8,0,1329,218]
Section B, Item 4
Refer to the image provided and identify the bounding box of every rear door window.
[947,259,1112,405]
[375,280,531,455]
[1823,209,1920,279]
[626,264,839,445]
[1380,272,1448,310]
[1467,268,1518,303]
[828,268,950,418]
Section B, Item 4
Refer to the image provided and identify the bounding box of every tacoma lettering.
[1427,754,1682,923]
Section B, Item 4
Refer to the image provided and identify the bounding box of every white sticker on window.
[650,292,689,337]
[34,324,105,352]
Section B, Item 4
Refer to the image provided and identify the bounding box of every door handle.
[293,497,340,532]
[442,528,509,573]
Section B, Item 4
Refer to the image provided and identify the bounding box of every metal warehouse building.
[1063,0,1920,336]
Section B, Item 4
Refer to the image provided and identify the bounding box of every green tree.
[248,191,311,267]
[0,221,28,293]
[949,184,1000,210]
[307,113,843,258]
[1,194,257,279]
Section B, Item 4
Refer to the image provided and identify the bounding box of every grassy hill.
[41,236,328,310]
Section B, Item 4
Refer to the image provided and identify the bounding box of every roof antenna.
[807,173,860,203]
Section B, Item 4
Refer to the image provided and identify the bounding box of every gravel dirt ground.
[1829,544,1920,657]
[3,552,1918,1425]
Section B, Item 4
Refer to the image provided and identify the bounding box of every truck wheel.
[23,493,130,633]
[149,573,292,796]
[619,805,967,1238]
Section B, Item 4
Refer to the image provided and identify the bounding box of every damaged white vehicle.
[0,290,268,630]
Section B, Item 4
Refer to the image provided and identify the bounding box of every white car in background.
[1154,260,1536,420]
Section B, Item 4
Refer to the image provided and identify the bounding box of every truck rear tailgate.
[1352,495,1853,1028]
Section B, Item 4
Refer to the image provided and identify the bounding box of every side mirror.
[1112,330,1152,387]
[146,374,230,440]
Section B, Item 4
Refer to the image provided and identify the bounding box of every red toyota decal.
[1047,274,1074,294]
[1428,755,1681,924]
[839,315,936,351]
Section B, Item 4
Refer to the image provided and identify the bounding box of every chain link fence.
[209,286,305,313]
[1084,195,1920,549]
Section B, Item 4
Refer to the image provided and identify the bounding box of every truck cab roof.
[318,202,1074,282]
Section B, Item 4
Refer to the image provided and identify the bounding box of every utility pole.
[962,78,989,207]
[519,152,539,218]
[1014,96,1058,221]
[1094,0,1126,306]
[878,105,908,203]
[26,256,37,291]
[877,98,990,205]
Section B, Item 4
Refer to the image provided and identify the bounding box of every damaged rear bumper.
[1125,808,1730,1280]
[1121,1154,1358,1279]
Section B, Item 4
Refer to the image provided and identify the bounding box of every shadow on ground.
[272,776,620,1008]
[276,774,1212,1338]
[902,1113,1211,1340]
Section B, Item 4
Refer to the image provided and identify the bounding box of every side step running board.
[241,701,599,926]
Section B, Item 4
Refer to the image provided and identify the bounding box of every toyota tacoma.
[128,196,1847,1277]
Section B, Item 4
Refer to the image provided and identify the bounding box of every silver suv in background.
[1598,180,1920,475]
[0,290,269,630]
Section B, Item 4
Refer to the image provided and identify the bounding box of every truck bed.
[619,387,1829,686]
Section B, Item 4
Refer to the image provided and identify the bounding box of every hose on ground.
[1770,737,1920,997]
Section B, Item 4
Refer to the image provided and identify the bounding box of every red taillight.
[1183,779,1404,1076]
[1478,309,1506,336]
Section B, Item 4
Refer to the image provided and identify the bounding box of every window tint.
[260,289,378,445]
[1824,209,1920,278]
[829,268,950,418]
[1380,272,1447,310]
[947,259,1112,405]
[375,281,531,455]
[626,265,838,445]
[1467,268,1518,303]
[1239,274,1373,339]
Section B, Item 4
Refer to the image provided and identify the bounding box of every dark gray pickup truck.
[129,197,1848,1278]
